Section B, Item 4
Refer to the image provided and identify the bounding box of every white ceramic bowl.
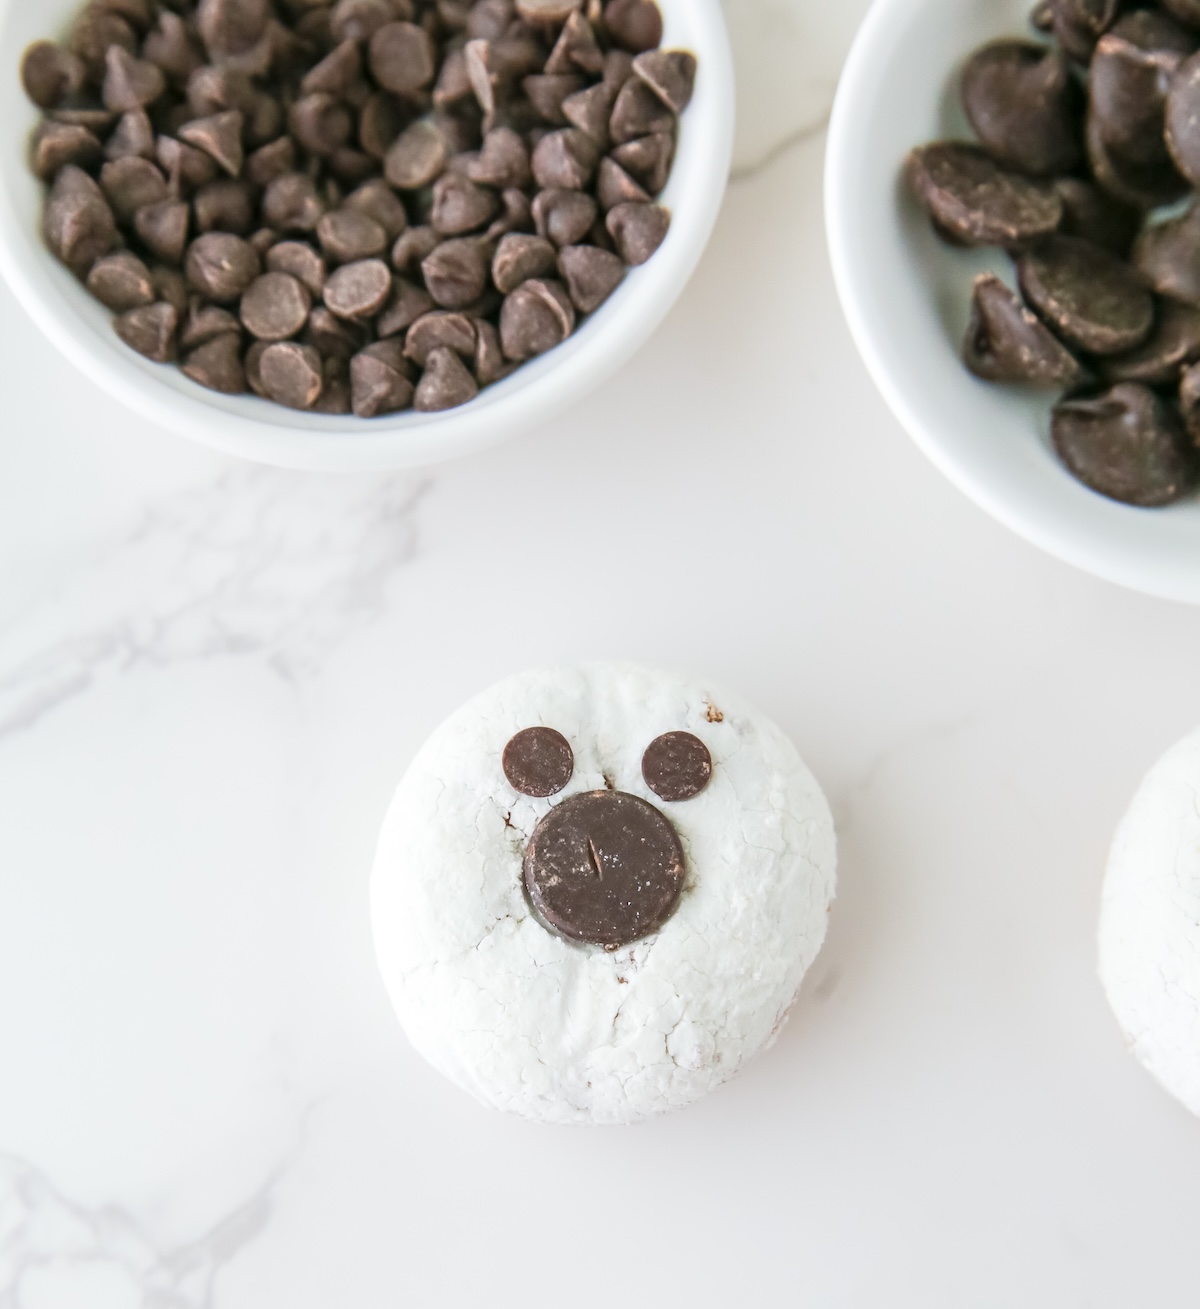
[0,0,734,471]
[827,0,1200,605]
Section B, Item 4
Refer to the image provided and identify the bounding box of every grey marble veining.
[0,468,428,742]
[0,1150,295,1309]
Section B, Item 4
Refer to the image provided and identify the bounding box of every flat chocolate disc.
[642,731,712,802]
[503,727,573,797]
[523,790,685,948]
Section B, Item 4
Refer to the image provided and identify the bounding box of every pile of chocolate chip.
[903,0,1200,509]
[21,0,694,417]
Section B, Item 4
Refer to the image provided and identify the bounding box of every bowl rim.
[826,0,1200,606]
[0,0,735,472]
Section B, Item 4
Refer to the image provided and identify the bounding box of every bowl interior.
[0,0,733,470]
[827,0,1200,605]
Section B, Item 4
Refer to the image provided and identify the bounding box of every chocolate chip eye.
[503,727,574,798]
[641,732,712,803]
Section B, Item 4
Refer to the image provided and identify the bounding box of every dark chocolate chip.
[197,0,271,60]
[1134,206,1200,305]
[115,300,178,362]
[369,22,436,95]
[69,8,137,83]
[331,0,394,43]
[532,186,596,245]
[21,42,85,110]
[262,173,326,232]
[88,251,156,311]
[378,277,435,336]
[486,187,535,240]
[43,165,117,276]
[1166,50,1200,187]
[102,46,166,114]
[610,132,674,195]
[524,790,684,948]
[500,277,575,358]
[178,111,245,177]
[414,344,479,410]
[193,179,256,235]
[606,201,669,265]
[1103,300,1200,384]
[516,0,583,22]
[557,242,625,312]
[963,273,1090,387]
[240,271,312,340]
[385,119,449,190]
[258,341,324,409]
[492,232,558,293]
[632,49,697,114]
[392,224,441,271]
[605,0,664,55]
[523,72,586,123]
[531,127,600,188]
[906,142,1062,247]
[359,92,405,159]
[350,340,415,416]
[143,12,205,84]
[266,240,327,297]
[546,11,604,76]
[431,172,500,234]
[151,265,188,314]
[186,232,262,302]
[1180,359,1200,438]
[323,258,393,319]
[610,78,675,145]
[642,731,712,803]
[475,318,516,384]
[105,110,155,162]
[99,156,167,222]
[180,303,241,351]
[1017,235,1154,355]
[960,40,1082,176]
[405,309,476,363]
[1052,383,1196,505]
[465,127,533,187]
[317,208,389,264]
[422,238,490,307]
[157,135,220,189]
[290,93,354,157]
[183,331,246,392]
[344,178,409,240]
[31,123,103,182]
[596,156,649,210]
[305,306,367,359]
[561,80,619,146]
[302,39,362,97]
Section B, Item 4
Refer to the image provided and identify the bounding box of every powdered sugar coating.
[1100,723,1200,1117]
[370,663,837,1125]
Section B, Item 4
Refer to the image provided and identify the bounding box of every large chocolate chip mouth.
[523,790,685,949]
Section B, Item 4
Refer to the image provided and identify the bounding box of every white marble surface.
[5,6,1200,1305]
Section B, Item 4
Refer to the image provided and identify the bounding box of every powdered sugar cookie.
[371,662,836,1125]
[1100,723,1200,1116]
